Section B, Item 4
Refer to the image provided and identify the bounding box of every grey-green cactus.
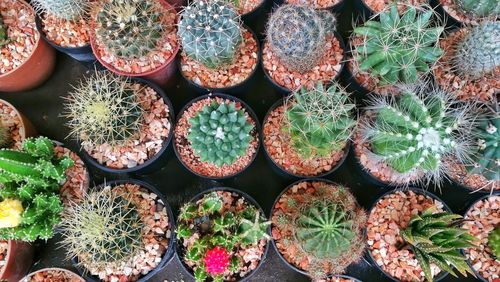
[0,14,9,47]
[0,123,11,149]
[267,5,336,73]
[32,0,90,21]
[178,0,242,69]
[455,0,500,18]
[188,99,254,167]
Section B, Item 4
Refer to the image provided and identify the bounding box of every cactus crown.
[455,0,500,18]
[178,0,242,69]
[63,71,144,146]
[453,21,500,80]
[267,4,336,73]
[0,13,9,48]
[94,0,165,59]
[352,5,444,84]
[284,82,356,159]
[32,0,90,21]
[188,99,254,167]
[488,226,500,259]
[401,208,476,282]
[0,122,11,149]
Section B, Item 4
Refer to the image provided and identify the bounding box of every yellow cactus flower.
[0,198,23,228]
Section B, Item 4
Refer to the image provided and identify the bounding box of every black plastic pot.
[430,0,463,28]
[178,25,260,96]
[71,178,177,282]
[351,143,393,188]
[173,93,261,180]
[329,274,363,282]
[365,187,451,282]
[175,187,270,282]
[262,31,348,95]
[354,0,375,19]
[35,15,97,63]
[79,77,175,175]
[261,98,350,179]
[241,0,270,42]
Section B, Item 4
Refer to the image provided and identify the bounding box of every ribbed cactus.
[32,0,90,21]
[178,0,242,69]
[285,82,356,159]
[488,226,500,258]
[188,100,253,167]
[453,21,500,80]
[401,209,476,282]
[455,0,500,18]
[0,14,9,47]
[0,123,11,149]
[267,5,335,73]
[60,186,144,266]
[353,5,444,84]
[94,0,164,59]
[63,71,143,146]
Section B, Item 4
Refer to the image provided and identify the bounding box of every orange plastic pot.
[0,0,56,92]
[0,240,35,282]
[0,99,37,139]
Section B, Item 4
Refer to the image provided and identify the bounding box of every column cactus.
[455,0,500,18]
[0,13,9,47]
[32,0,90,21]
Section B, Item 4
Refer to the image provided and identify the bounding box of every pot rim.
[34,15,91,52]
[0,99,30,141]
[21,267,84,282]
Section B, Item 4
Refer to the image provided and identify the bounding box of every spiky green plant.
[94,0,165,59]
[284,82,356,159]
[453,21,500,80]
[455,0,500,18]
[266,5,336,73]
[60,186,143,269]
[352,5,444,84]
[188,99,254,167]
[488,226,500,259]
[401,209,476,282]
[32,0,90,21]
[178,0,242,69]
[0,14,9,47]
[0,123,11,149]
[63,71,143,146]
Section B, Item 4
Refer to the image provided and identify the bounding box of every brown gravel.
[444,156,499,193]
[0,100,24,149]
[434,28,499,102]
[180,29,258,89]
[41,13,90,48]
[362,0,428,14]
[0,0,39,75]
[174,96,259,178]
[56,146,89,210]
[263,103,347,177]
[83,84,171,170]
[285,0,342,9]
[367,190,445,282]
[21,269,83,282]
[463,196,500,282]
[439,0,490,25]
[262,35,343,91]
[0,240,7,274]
[317,277,357,282]
[236,0,264,15]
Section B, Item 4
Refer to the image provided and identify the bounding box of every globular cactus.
[453,21,500,80]
[238,208,271,246]
[353,5,444,84]
[401,209,476,282]
[178,0,242,69]
[60,186,144,267]
[267,5,335,73]
[285,82,356,159]
[455,0,500,18]
[94,0,164,59]
[488,226,500,259]
[0,122,12,149]
[0,14,9,47]
[63,71,144,146]
[188,100,253,167]
[204,246,229,275]
[32,0,90,21]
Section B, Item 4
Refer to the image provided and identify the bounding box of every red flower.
[204,246,229,275]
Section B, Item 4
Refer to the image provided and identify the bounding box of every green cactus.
[0,13,9,48]
[0,123,11,149]
[401,209,476,282]
[63,71,143,146]
[488,226,500,259]
[94,0,164,59]
[353,5,444,84]
[60,186,144,267]
[178,0,242,69]
[238,207,269,246]
[455,0,500,18]
[453,21,500,80]
[267,5,336,73]
[32,0,90,21]
[188,100,254,167]
[285,82,356,159]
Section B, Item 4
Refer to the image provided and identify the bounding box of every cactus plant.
[488,226,500,259]
[188,100,254,167]
[32,0,90,21]
[455,0,500,18]
[0,122,11,149]
[63,71,144,146]
[453,21,500,80]
[204,246,229,275]
[401,208,476,281]
[284,82,356,159]
[94,0,164,59]
[0,14,9,48]
[178,0,242,69]
[60,186,144,268]
[352,5,444,84]
[266,5,336,73]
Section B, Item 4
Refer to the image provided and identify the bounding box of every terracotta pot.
[0,0,56,92]
[0,240,35,282]
[20,268,84,282]
[0,99,37,140]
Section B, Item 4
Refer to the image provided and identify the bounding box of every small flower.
[0,198,23,228]
[204,246,229,275]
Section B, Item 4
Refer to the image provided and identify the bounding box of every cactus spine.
[32,0,90,21]
[0,13,9,47]
[455,0,500,18]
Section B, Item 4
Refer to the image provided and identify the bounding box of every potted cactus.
[0,0,55,92]
[349,4,444,96]
[367,188,476,282]
[354,85,477,187]
[434,21,499,101]
[0,99,36,149]
[437,0,499,25]
[174,94,260,179]
[262,82,356,177]
[89,0,179,87]
[262,4,344,92]
[176,188,270,282]
[177,0,259,93]
[271,179,366,279]
[62,71,174,173]
[20,268,84,282]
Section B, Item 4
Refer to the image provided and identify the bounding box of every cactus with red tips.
[204,246,229,275]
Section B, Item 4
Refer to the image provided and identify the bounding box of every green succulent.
[32,0,90,21]
[488,226,500,259]
[455,0,500,18]
[0,13,9,48]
